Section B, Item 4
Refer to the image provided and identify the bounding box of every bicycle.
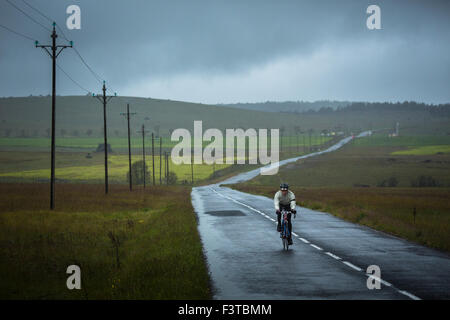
[280,210,292,250]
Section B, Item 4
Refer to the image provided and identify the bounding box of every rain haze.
[1,0,449,104]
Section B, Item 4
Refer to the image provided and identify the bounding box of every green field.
[0,135,330,150]
[0,153,230,184]
[249,135,450,188]
[0,183,210,299]
[0,134,333,184]
[391,145,450,155]
[353,135,450,147]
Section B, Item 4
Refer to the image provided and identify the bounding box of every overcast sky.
[0,0,449,104]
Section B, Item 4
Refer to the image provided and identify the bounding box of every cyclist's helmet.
[280,183,289,191]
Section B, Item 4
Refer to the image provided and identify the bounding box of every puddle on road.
[205,210,246,216]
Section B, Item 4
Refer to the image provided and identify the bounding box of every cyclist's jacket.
[274,190,296,211]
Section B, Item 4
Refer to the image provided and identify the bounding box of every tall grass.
[0,183,211,299]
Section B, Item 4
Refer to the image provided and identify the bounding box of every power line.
[20,0,52,22]
[56,63,91,94]
[0,23,36,41]
[19,0,107,86]
[1,23,90,94]
[105,83,117,95]
[4,0,117,94]
[55,23,70,42]
[18,0,115,92]
[73,47,104,84]
[4,0,52,32]
[20,0,70,43]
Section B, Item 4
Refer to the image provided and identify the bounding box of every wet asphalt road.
[191,134,450,300]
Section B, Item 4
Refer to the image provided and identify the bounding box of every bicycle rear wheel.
[282,237,289,250]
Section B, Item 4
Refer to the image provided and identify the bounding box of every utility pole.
[137,124,149,188]
[212,149,215,179]
[166,152,170,184]
[308,129,313,152]
[288,130,292,152]
[191,147,194,185]
[301,131,306,153]
[35,22,73,210]
[120,104,136,191]
[151,133,155,186]
[164,152,167,184]
[93,81,116,194]
[164,152,170,185]
[159,137,162,185]
[280,127,284,153]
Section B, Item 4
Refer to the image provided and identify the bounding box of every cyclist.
[274,183,296,245]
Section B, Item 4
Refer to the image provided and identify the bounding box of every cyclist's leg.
[287,212,292,234]
[277,205,288,231]
[276,211,281,231]
[287,212,293,244]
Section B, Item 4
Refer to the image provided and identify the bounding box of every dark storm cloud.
[0,0,449,103]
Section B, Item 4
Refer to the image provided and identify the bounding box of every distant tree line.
[219,100,450,117]
[1,127,124,138]
[220,100,350,113]
[295,101,450,117]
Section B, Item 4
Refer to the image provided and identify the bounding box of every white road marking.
[343,261,363,272]
[398,290,421,300]
[325,252,342,260]
[365,274,392,287]
[310,244,323,251]
[209,186,422,300]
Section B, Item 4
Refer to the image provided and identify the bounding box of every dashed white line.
[343,261,363,272]
[398,290,421,300]
[325,252,342,260]
[310,244,323,251]
[299,237,309,244]
[365,274,392,287]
